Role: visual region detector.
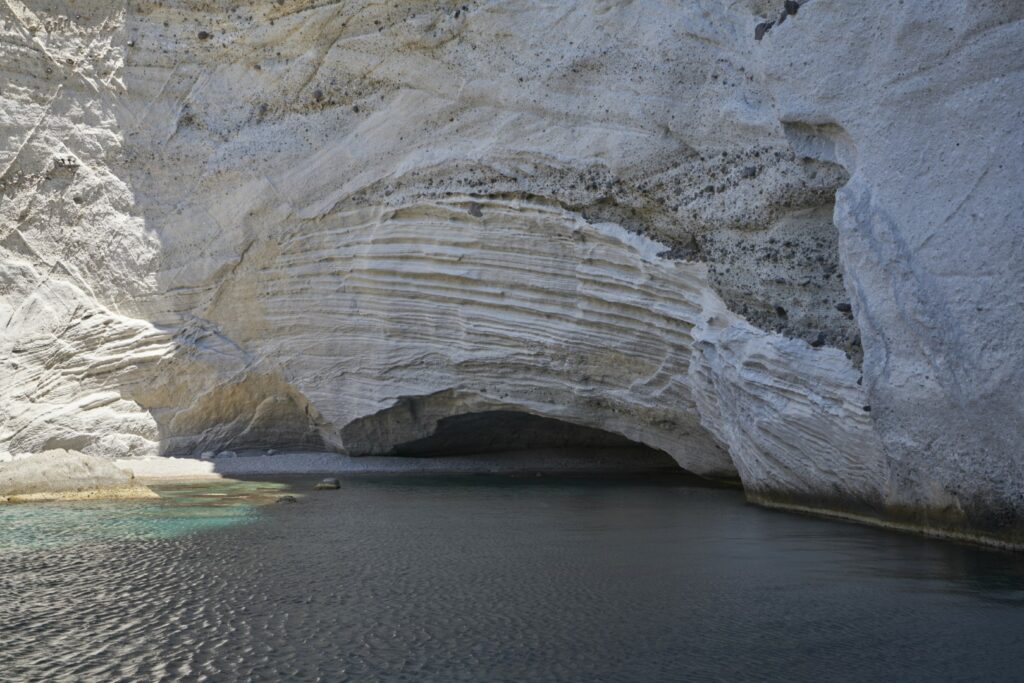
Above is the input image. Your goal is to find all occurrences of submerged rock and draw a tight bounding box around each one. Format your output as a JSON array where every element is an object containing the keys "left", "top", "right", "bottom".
[{"left": 0, "top": 450, "right": 157, "bottom": 503}]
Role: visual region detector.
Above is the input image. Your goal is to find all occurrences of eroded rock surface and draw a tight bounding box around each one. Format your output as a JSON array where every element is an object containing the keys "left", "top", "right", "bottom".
[
  {"left": 761, "top": 0, "right": 1024, "bottom": 543},
  {"left": 0, "top": 449, "right": 156, "bottom": 502},
  {"left": 1, "top": 1, "right": 1020, "bottom": 545}
]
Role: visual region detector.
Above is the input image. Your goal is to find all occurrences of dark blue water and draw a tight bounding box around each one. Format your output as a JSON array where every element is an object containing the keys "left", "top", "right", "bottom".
[{"left": 2, "top": 474, "right": 1022, "bottom": 682}]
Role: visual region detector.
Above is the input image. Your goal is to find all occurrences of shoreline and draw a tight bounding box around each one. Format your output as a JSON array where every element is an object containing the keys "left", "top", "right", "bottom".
[
  {"left": 114, "top": 453, "right": 1022, "bottom": 553},
  {"left": 749, "top": 496, "right": 1024, "bottom": 554},
  {"left": 4, "top": 451, "right": 1013, "bottom": 553},
  {"left": 1, "top": 485, "right": 159, "bottom": 503},
  {"left": 118, "top": 448, "right": 688, "bottom": 482}
]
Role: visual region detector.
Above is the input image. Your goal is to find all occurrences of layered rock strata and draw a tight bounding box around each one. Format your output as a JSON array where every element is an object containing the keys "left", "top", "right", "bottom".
[{"left": 0, "top": 1, "right": 1020, "bottom": 545}]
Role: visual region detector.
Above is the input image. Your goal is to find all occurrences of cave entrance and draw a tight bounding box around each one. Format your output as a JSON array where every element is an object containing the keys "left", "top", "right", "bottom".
[{"left": 385, "top": 411, "right": 685, "bottom": 474}]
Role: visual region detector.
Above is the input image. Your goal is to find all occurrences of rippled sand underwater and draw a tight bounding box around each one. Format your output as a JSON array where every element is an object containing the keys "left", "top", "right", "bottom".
[{"left": 0, "top": 479, "right": 287, "bottom": 553}]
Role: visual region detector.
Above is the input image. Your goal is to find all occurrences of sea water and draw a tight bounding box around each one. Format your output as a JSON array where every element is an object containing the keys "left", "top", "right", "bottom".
[{"left": 2, "top": 474, "right": 1022, "bottom": 681}]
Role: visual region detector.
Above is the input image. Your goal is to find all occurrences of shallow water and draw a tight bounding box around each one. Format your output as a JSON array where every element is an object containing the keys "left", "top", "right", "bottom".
[
  {"left": 0, "top": 480, "right": 286, "bottom": 553},
  {"left": 2, "top": 474, "right": 1023, "bottom": 682}
]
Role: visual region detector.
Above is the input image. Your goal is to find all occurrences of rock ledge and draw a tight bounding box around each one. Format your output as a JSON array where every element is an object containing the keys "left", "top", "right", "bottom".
[{"left": 0, "top": 450, "right": 157, "bottom": 503}]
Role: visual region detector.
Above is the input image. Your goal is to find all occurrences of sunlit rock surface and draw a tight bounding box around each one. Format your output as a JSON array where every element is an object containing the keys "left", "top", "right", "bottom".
[
  {"left": 0, "top": 1, "right": 1020, "bottom": 545},
  {"left": 0, "top": 449, "right": 156, "bottom": 502}
]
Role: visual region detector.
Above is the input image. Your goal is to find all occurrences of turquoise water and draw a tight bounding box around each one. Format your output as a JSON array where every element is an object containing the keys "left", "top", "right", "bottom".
[{"left": 0, "top": 480, "right": 284, "bottom": 554}]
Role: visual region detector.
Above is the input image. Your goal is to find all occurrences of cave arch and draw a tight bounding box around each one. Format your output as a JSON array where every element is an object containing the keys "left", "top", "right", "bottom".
[{"left": 340, "top": 396, "right": 687, "bottom": 474}]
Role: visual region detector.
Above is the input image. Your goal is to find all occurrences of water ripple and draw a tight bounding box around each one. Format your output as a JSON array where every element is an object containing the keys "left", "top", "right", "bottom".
[{"left": 2, "top": 476, "right": 1023, "bottom": 682}]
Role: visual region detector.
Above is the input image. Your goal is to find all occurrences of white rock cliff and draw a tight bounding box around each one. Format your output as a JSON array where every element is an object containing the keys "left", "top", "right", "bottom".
[{"left": 1, "top": 0, "right": 1021, "bottom": 546}]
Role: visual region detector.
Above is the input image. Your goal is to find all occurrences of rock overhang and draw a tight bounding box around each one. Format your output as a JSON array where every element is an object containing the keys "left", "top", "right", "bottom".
[{"left": 1, "top": 0, "right": 1021, "bottom": 547}]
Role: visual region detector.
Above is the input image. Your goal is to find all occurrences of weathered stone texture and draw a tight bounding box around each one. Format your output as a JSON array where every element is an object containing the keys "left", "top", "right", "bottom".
[{"left": 1, "top": 0, "right": 1020, "bottom": 545}]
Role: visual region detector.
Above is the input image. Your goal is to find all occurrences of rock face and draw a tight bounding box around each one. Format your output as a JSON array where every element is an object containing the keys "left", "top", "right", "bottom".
[
  {"left": 0, "top": 1, "right": 1020, "bottom": 545},
  {"left": 0, "top": 449, "right": 156, "bottom": 502},
  {"left": 760, "top": 0, "right": 1024, "bottom": 543}
]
